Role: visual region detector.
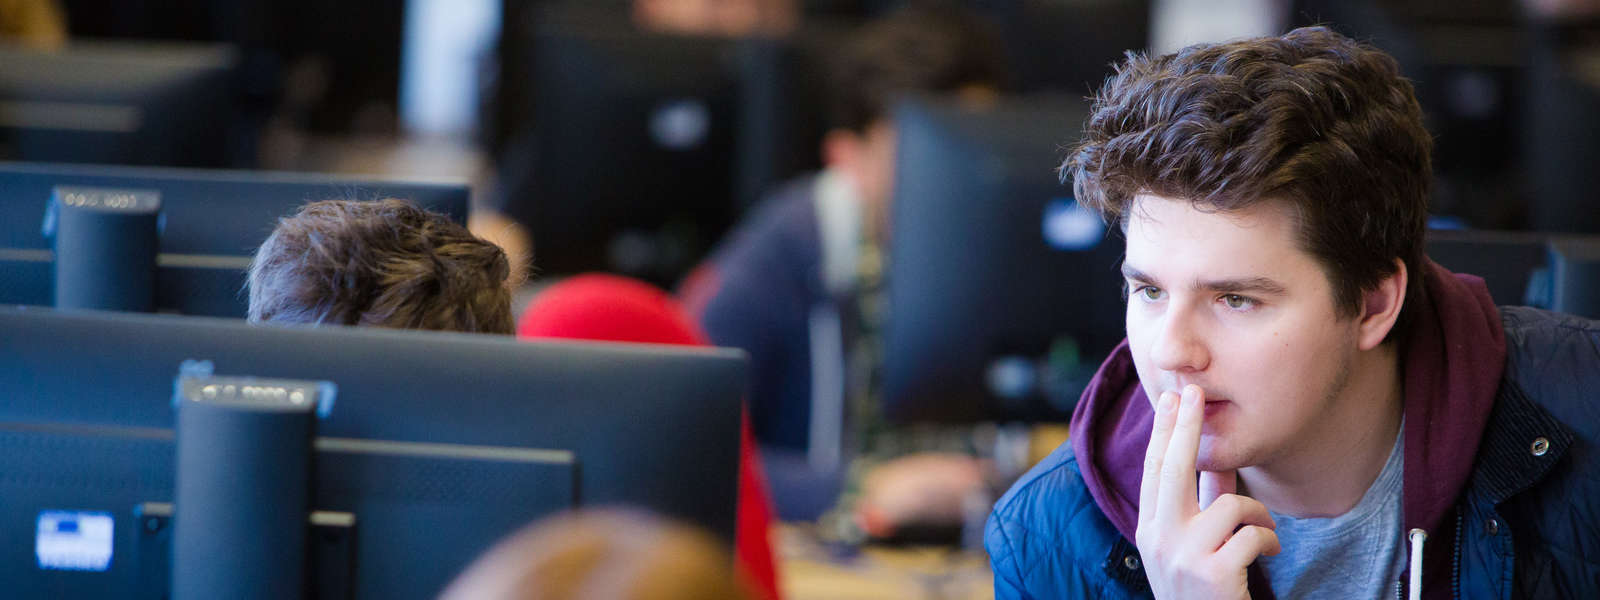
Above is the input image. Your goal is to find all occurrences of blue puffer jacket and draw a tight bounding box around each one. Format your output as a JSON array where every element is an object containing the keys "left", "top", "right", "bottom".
[{"left": 988, "top": 270, "right": 1600, "bottom": 598}]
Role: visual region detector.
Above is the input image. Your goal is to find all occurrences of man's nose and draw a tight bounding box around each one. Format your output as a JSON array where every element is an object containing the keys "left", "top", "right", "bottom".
[{"left": 1149, "top": 303, "right": 1210, "bottom": 373}]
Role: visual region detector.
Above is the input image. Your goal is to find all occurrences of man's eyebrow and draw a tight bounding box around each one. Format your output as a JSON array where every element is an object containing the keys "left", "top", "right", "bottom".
[
  {"left": 1119, "top": 264, "right": 1288, "bottom": 296},
  {"left": 1121, "top": 264, "right": 1156, "bottom": 284},
  {"left": 1200, "top": 277, "right": 1289, "bottom": 296}
]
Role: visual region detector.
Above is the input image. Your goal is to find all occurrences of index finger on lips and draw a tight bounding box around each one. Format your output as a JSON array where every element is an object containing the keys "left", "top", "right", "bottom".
[
  {"left": 1157, "top": 385, "right": 1205, "bottom": 525},
  {"left": 1139, "top": 390, "right": 1180, "bottom": 530}
]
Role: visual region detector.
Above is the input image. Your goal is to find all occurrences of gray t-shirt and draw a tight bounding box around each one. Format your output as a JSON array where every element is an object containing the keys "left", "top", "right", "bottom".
[{"left": 1256, "top": 428, "right": 1407, "bottom": 600}]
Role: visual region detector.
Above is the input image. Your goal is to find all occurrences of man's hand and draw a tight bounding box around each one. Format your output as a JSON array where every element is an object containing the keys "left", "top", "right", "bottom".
[{"left": 1136, "top": 385, "right": 1281, "bottom": 599}]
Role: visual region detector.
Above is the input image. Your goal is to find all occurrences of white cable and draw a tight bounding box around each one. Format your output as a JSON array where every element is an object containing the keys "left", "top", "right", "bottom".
[{"left": 1408, "top": 528, "right": 1428, "bottom": 600}]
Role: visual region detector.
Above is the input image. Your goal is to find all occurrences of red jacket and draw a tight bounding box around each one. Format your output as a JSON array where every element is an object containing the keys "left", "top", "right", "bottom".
[{"left": 517, "top": 273, "right": 782, "bottom": 600}]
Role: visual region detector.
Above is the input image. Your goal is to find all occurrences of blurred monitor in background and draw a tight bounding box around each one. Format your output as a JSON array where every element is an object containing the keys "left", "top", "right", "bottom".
[
  {"left": 976, "top": 0, "right": 1151, "bottom": 94},
  {"left": 1424, "top": 228, "right": 1553, "bottom": 306},
  {"left": 1550, "top": 236, "right": 1600, "bottom": 318},
  {"left": 1421, "top": 227, "right": 1600, "bottom": 319},
  {"left": 497, "top": 19, "right": 738, "bottom": 285},
  {"left": 0, "top": 41, "right": 238, "bottom": 167},
  {"left": 1521, "top": 0, "right": 1600, "bottom": 234},
  {"left": 882, "top": 94, "right": 1126, "bottom": 425},
  {"left": 0, "top": 161, "right": 470, "bottom": 317},
  {"left": 58, "top": 0, "right": 406, "bottom": 139},
  {"left": 492, "top": 6, "right": 837, "bottom": 285}
]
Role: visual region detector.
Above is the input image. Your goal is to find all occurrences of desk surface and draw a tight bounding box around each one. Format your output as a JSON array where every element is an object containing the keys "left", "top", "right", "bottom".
[{"left": 776, "top": 524, "right": 994, "bottom": 600}]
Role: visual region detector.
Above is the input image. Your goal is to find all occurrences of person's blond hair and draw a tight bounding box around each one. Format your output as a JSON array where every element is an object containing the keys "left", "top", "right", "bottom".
[{"left": 439, "top": 508, "right": 756, "bottom": 600}]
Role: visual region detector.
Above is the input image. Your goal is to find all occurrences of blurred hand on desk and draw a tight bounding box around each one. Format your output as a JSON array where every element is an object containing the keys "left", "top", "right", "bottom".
[{"left": 855, "top": 453, "right": 987, "bottom": 541}]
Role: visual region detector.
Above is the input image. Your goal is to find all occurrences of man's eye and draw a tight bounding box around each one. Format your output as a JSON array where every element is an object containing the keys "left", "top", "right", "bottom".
[
  {"left": 1135, "top": 286, "right": 1164, "bottom": 301},
  {"left": 1221, "top": 294, "right": 1254, "bottom": 310}
]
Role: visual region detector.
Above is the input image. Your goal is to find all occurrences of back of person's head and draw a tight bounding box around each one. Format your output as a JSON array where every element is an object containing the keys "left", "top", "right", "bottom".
[
  {"left": 632, "top": 0, "right": 798, "bottom": 38},
  {"left": 828, "top": 3, "right": 1009, "bottom": 133},
  {"left": 248, "top": 198, "right": 514, "bottom": 334},
  {"left": 438, "top": 508, "right": 754, "bottom": 600},
  {"left": 1064, "top": 26, "right": 1432, "bottom": 340},
  {"left": 516, "top": 273, "right": 707, "bottom": 345}
]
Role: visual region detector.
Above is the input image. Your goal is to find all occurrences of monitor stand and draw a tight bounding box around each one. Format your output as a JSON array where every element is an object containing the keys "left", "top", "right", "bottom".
[
  {"left": 46, "top": 186, "right": 161, "bottom": 312},
  {"left": 170, "top": 370, "right": 334, "bottom": 600}
]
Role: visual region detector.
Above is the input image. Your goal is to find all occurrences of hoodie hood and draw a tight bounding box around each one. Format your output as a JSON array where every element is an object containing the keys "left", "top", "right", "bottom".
[{"left": 1070, "top": 259, "right": 1506, "bottom": 594}]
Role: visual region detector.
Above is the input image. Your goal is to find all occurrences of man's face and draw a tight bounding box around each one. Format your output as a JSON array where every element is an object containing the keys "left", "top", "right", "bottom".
[
  {"left": 1122, "top": 194, "right": 1361, "bottom": 472},
  {"left": 858, "top": 120, "right": 898, "bottom": 240},
  {"left": 633, "top": 0, "right": 797, "bottom": 37}
]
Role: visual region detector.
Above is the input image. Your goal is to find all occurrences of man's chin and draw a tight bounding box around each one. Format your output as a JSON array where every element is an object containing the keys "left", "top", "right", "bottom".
[{"left": 1195, "top": 443, "right": 1251, "bottom": 473}]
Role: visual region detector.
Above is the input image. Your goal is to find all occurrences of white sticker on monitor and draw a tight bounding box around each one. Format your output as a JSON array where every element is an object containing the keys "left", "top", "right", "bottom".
[{"left": 36, "top": 511, "right": 114, "bottom": 572}]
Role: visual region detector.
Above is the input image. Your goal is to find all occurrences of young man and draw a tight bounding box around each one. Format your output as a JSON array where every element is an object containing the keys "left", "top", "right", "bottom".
[
  {"left": 247, "top": 198, "right": 515, "bottom": 334},
  {"left": 679, "top": 3, "right": 1006, "bottom": 455},
  {"left": 677, "top": 5, "right": 1007, "bottom": 530},
  {"left": 986, "top": 27, "right": 1600, "bottom": 599}
]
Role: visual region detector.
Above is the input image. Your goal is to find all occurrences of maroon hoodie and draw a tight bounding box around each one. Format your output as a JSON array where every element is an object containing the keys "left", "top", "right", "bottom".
[{"left": 1068, "top": 260, "right": 1507, "bottom": 599}]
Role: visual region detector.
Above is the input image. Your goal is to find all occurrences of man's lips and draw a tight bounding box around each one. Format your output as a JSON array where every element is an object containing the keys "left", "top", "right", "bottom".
[{"left": 1202, "top": 398, "right": 1231, "bottom": 418}]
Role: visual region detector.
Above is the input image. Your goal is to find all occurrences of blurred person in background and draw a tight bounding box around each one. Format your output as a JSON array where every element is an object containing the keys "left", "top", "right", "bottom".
[
  {"left": 633, "top": 0, "right": 798, "bottom": 37},
  {"left": 0, "top": 0, "right": 65, "bottom": 48},
  {"left": 677, "top": 3, "right": 1006, "bottom": 539},
  {"left": 516, "top": 273, "right": 782, "bottom": 600},
  {"left": 438, "top": 508, "right": 755, "bottom": 600}
]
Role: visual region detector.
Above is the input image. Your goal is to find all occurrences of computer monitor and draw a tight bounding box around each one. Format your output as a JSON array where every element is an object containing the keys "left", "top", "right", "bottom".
[
  {"left": 494, "top": 13, "right": 832, "bottom": 284},
  {"left": 1423, "top": 228, "right": 1600, "bottom": 318},
  {"left": 1424, "top": 228, "right": 1551, "bottom": 307},
  {"left": 497, "top": 20, "right": 736, "bottom": 284},
  {"left": 8, "top": 409, "right": 576, "bottom": 598},
  {"left": 882, "top": 95, "right": 1127, "bottom": 423},
  {"left": 0, "top": 40, "right": 241, "bottom": 168},
  {"left": 0, "top": 306, "right": 746, "bottom": 598},
  {"left": 1549, "top": 237, "right": 1600, "bottom": 319},
  {"left": 0, "top": 161, "right": 470, "bottom": 316},
  {"left": 977, "top": 0, "right": 1150, "bottom": 94}
]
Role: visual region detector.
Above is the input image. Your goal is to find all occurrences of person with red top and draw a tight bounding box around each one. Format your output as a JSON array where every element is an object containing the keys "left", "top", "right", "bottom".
[{"left": 517, "top": 273, "right": 782, "bottom": 600}]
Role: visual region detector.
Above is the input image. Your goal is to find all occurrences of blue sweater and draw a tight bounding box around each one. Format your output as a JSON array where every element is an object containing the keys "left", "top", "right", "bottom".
[{"left": 682, "top": 176, "right": 833, "bottom": 451}]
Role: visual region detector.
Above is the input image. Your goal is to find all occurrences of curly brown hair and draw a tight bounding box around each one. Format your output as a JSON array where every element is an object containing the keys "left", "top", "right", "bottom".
[
  {"left": 247, "top": 198, "right": 514, "bottom": 334},
  {"left": 1064, "top": 26, "right": 1433, "bottom": 339}
]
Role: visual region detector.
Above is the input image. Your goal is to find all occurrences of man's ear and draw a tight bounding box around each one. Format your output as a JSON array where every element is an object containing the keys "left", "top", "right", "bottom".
[
  {"left": 1357, "top": 258, "right": 1408, "bottom": 350},
  {"left": 821, "top": 128, "right": 863, "bottom": 172}
]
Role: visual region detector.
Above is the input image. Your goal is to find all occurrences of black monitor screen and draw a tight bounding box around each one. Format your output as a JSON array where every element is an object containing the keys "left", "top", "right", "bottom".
[
  {"left": 5, "top": 421, "right": 575, "bottom": 599},
  {"left": 502, "top": 21, "right": 739, "bottom": 282},
  {"left": 883, "top": 95, "right": 1127, "bottom": 423},
  {"left": 495, "top": 13, "right": 834, "bottom": 285},
  {"left": 0, "top": 161, "right": 469, "bottom": 317},
  {"left": 0, "top": 41, "right": 239, "bottom": 168},
  {"left": 1550, "top": 237, "right": 1600, "bottom": 319},
  {"left": 1424, "top": 228, "right": 1551, "bottom": 307},
  {"left": 0, "top": 306, "right": 746, "bottom": 598}
]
